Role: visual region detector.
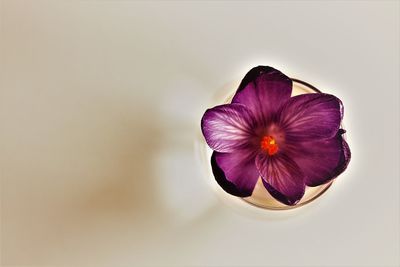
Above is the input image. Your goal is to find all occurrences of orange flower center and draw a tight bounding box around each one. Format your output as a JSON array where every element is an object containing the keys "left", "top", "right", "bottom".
[{"left": 260, "top": 135, "right": 279, "bottom": 155}]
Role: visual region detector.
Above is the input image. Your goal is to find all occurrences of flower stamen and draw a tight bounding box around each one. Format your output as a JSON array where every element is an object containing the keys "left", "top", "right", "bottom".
[{"left": 261, "top": 135, "right": 279, "bottom": 155}]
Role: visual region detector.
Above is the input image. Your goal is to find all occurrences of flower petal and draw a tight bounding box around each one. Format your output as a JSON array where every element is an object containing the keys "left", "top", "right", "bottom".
[
  {"left": 287, "top": 131, "right": 351, "bottom": 186},
  {"left": 201, "top": 103, "right": 257, "bottom": 153},
  {"left": 232, "top": 66, "right": 292, "bottom": 123},
  {"left": 256, "top": 153, "right": 305, "bottom": 205},
  {"left": 211, "top": 150, "right": 259, "bottom": 197},
  {"left": 278, "top": 93, "right": 343, "bottom": 142}
]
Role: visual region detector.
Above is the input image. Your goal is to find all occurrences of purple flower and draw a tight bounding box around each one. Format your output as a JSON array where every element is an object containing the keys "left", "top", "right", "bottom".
[{"left": 201, "top": 66, "right": 351, "bottom": 206}]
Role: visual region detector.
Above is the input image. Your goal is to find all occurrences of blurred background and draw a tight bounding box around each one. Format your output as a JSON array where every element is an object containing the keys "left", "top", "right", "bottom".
[{"left": 1, "top": 1, "right": 399, "bottom": 266}]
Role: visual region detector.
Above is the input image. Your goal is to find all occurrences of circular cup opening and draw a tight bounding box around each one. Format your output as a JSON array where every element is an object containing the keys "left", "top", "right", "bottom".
[{"left": 202, "top": 78, "right": 341, "bottom": 210}]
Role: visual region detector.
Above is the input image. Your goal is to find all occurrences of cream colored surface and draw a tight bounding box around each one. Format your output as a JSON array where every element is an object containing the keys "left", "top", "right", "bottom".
[{"left": 1, "top": 1, "right": 399, "bottom": 266}]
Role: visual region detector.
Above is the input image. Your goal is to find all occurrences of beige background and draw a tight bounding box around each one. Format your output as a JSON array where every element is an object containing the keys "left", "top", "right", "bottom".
[{"left": 1, "top": 1, "right": 399, "bottom": 266}]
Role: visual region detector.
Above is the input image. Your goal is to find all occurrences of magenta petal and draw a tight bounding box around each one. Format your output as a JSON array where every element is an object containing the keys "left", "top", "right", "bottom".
[
  {"left": 340, "top": 135, "right": 351, "bottom": 172},
  {"left": 211, "top": 150, "right": 259, "bottom": 197},
  {"left": 232, "top": 66, "right": 292, "bottom": 123},
  {"left": 201, "top": 104, "right": 257, "bottom": 153},
  {"left": 256, "top": 153, "right": 305, "bottom": 205},
  {"left": 288, "top": 131, "right": 351, "bottom": 186},
  {"left": 278, "top": 93, "right": 343, "bottom": 142}
]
